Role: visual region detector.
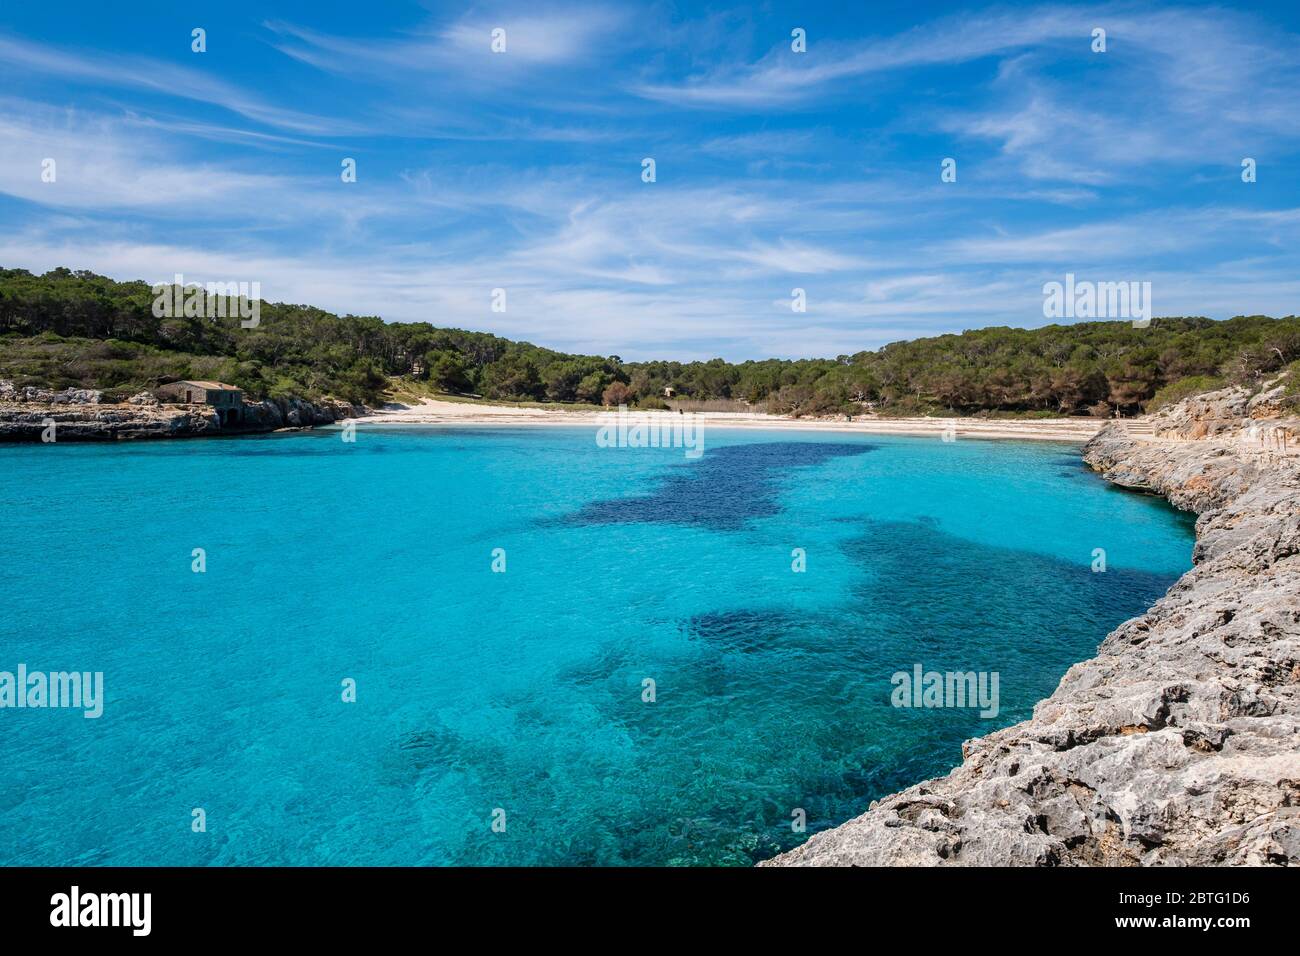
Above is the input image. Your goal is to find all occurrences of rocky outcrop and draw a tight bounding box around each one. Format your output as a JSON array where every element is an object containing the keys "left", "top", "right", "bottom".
[
  {"left": 0, "top": 401, "right": 221, "bottom": 440},
  {"left": 240, "top": 396, "right": 364, "bottom": 430},
  {"left": 764, "top": 390, "right": 1300, "bottom": 867},
  {"left": 1152, "top": 383, "right": 1299, "bottom": 446},
  {"left": 0, "top": 381, "right": 364, "bottom": 441},
  {"left": 0, "top": 381, "right": 103, "bottom": 405}
]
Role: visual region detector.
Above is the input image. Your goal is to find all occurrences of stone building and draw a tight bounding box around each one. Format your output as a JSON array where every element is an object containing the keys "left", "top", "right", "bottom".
[{"left": 154, "top": 381, "right": 244, "bottom": 425}]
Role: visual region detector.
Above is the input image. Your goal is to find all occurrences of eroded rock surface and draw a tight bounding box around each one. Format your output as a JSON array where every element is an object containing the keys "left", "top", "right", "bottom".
[
  {"left": 0, "top": 380, "right": 363, "bottom": 441},
  {"left": 764, "top": 393, "right": 1300, "bottom": 867}
]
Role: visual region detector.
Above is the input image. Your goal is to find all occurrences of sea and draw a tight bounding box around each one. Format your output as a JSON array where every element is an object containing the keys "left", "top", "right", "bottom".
[{"left": 0, "top": 425, "right": 1195, "bottom": 865}]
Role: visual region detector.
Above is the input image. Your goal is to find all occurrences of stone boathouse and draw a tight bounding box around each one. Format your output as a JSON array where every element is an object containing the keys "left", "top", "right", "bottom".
[{"left": 154, "top": 380, "right": 244, "bottom": 426}]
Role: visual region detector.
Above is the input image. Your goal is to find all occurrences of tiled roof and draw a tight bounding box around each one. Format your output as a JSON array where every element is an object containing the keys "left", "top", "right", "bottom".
[{"left": 175, "top": 380, "right": 241, "bottom": 390}]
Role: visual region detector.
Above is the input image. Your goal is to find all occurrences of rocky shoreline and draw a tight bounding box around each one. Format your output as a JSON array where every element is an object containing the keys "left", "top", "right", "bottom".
[
  {"left": 764, "top": 387, "right": 1299, "bottom": 866},
  {"left": 0, "top": 381, "right": 363, "bottom": 441}
]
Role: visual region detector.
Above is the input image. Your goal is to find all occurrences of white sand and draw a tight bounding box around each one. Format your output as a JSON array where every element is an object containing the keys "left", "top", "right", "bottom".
[{"left": 347, "top": 399, "right": 1125, "bottom": 443}]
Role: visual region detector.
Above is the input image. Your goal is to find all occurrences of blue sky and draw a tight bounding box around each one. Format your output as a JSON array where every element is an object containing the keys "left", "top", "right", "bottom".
[{"left": 0, "top": 1, "right": 1297, "bottom": 360}]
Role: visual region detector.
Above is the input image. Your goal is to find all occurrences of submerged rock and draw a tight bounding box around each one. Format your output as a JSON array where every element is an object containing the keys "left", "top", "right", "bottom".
[{"left": 763, "top": 392, "right": 1300, "bottom": 867}]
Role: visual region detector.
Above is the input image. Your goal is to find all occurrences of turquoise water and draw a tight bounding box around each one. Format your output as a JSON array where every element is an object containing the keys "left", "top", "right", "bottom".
[{"left": 0, "top": 426, "right": 1194, "bottom": 865}]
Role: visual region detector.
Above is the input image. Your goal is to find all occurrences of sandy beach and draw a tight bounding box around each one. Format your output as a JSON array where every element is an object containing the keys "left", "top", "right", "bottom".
[{"left": 348, "top": 398, "right": 1123, "bottom": 443}]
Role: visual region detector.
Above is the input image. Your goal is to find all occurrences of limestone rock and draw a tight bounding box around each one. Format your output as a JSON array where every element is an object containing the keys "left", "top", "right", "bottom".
[
  {"left": 1151, "top": 385, "right": 1251, "bottom": 440},
  {"left": 0, "top": 390, "right": 365, "bottom": 441},
  {"left": 0, "top": 381, "right": 102, "bottom": 405},
  {"left": 1249, "top": 384, "right": 1287, "bottom": 419}
]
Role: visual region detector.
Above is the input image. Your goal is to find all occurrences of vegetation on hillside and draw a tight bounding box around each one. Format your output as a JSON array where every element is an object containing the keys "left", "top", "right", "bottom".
[{"left": 2, "top": 267, "right": 1298, "bottom": 415}]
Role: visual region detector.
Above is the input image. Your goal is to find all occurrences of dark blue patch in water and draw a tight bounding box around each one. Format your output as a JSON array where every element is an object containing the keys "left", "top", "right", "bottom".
[
  {"left": 537, "top": 516, "right": 1186, "bottom": 865},
  {"left": 390, "top": 725, "right": 476, "bottom": 775},
  {"left": 683, "top": 608, "right": 828, "bottom": 654},
  {"left": 566, "top": 441, "right": 876, "bottom": 530}
]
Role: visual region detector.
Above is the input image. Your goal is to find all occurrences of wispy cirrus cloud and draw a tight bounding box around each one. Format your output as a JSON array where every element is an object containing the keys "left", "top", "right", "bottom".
[
  {"left": 0, "top": 101, "right": 299, "bottom": 212},
  {"left": 941, "top": 207, "right": 1300, "bottom": 265},
  {"left": 267, "top": 6, "right": 632, "bottom": 79},
  {"left": 629, "top": 4, "right": 1300, "bottom": 182},
  {"left": 630, "top": 6, "right": 1092, "bottom": 107},
  {"left": 0, "top": 33, "right": 354, "bottom": 135}
]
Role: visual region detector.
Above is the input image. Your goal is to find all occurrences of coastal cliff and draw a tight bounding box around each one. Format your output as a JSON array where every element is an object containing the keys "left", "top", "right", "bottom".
[
  {"left": 764, "top": 387, "right": 1300, "bottom": 867},
  {"left": 0, "top": 381, "right": 363, "bottom": 441}
]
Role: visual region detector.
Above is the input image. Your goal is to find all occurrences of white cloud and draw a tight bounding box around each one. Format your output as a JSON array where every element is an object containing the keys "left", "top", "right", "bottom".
[
  {"left": 0, "top": 102, "right": 300, "bottom": 212},
  {"left": 268, "top": 6, "right": 631, "bottom": 77},
  {"left": 0, "top": 34, "right": 352, "bottom": 135},
  {"left": 630, "top": 7, "right": 1092, "bottom": 107}
]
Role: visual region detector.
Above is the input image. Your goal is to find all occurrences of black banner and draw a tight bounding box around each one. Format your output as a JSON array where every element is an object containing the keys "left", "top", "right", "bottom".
[{"left": 0, "top": 865, "right": 1284, "bottom": 941}]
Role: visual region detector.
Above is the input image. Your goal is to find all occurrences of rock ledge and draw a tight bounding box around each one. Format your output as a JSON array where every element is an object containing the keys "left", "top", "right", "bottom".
[{"left": 0, "top": 381, "right": 363, "bottom": 441}]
